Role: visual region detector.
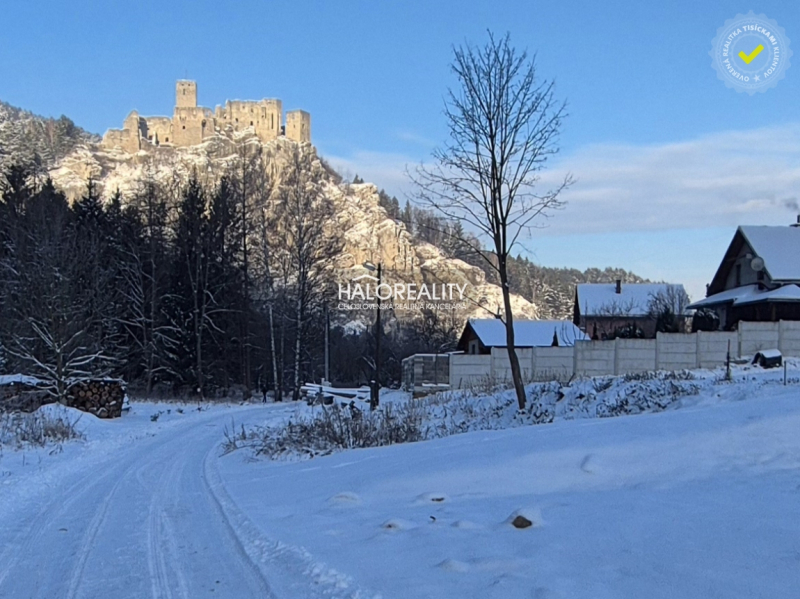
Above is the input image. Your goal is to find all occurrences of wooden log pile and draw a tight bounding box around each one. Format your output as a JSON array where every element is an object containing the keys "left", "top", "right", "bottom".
[
  {"left": 0, "top": 382, "right": 50, "bottom": 413},
  {"left": 0, "top": 383, "right": 37, "bottom": 403},
  {"left": 0, "top": 375, "right": 126, "bottom": 418},
  {"left": 66, "top": 380, "right": 126, "bottom": 419}
]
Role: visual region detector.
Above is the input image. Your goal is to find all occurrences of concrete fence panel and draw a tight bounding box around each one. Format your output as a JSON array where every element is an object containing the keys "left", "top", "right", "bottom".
[
  {"left": 697, "top": 331, "right": 738, "bottom": 368},
  {"left": 615, "top": 338, "right": 657, "bottom": 374},
  {"left": 739, "top": 321, "right": 780, "bottom": 357},
  {"left": 778, "top": 320, "right": 800, "bottom": 357},
  {"left": 449, "top": 354, "right": 492, "bottom": 389},
  {"left": 491, "top": 348, "right": 534, "bottom": 383},
  {"left": 656, "top": 333, "right": 698, "bottom": 370},
  {"left": 574, "top": 340, "right": 616, "bottom": 377},
  {"left": 532, "top": 347, "right": 574, "bottom": 381}
]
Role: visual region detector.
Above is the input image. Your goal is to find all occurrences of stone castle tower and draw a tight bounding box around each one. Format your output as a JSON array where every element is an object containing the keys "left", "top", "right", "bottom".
[
  {"left": 102, "top": 80, "right": 311, "bottom": 153},
  {"left": 176, "top": 80, "right": 197, "bottom": 108}
]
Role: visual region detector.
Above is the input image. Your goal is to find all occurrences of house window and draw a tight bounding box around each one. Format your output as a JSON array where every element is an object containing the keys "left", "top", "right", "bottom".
[
  {"left": 250, "top": 121, "right": 254, "bottom": 126},
  {"left": 165, "top": 137, "right": 169, "bottom": 142},
  {"left": 182, "top": 126, "right": 186, "bottom": 130},
  {"left": 735, "top": 264, "right": 741, "bottom": 286}
]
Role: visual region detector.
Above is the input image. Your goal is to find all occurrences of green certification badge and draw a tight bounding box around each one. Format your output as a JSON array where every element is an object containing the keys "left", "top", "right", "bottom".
[{"left": 710, "top": 12, "right": 791, "bottom": 94}]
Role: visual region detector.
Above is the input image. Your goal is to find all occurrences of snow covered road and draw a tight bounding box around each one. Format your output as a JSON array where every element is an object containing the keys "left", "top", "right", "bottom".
[{"left": 0, "top": 406, "right": 277, "bottom": 599}]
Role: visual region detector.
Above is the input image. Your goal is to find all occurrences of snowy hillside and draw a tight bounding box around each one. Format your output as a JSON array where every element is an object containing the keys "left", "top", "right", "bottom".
[{"left": 0, "top": 100, "right": 97, "bottom": 171}]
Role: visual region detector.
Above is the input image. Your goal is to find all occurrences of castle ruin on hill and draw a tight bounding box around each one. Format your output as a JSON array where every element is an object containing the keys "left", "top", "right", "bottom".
[{"left": 102, "top": 80, "right": 311, "bottom": 153}]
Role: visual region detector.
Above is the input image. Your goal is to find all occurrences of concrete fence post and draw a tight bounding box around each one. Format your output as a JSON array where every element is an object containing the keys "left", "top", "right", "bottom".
[
  {"left": 779, "top": 320, "right": 787, "bottom": 355},
  {"left": 695, "top": 331, "right": 701, "bottom": 369},
  {"left": 655, "top": 332, "right": 661, "bottom": 370},
  {"left": 573, "top": 342, "right": 579, "bottom": 376},
  {"left": 737, "top": 326, "right": 742, "bottom": 359}
]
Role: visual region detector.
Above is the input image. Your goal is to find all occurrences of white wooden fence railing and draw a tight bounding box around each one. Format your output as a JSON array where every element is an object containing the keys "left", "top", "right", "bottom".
[{"left": 300, "top": 383, "right": 371, "bottom": 404}]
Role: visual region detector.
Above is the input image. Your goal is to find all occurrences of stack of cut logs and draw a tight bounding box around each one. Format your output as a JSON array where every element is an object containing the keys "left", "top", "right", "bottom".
[
  {"left": 66, "top": 380, "right": 125, "bottom": 419},
  {"left": 0, "top": 384, "right": 49, "bottom": 413}
]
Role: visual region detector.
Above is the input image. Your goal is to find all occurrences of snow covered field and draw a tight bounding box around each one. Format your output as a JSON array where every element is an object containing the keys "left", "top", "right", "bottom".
[
  {"left": 219, "top": 370, "right": 800, "bottom": 598},
  {"left": 1, "top": 368, "right": 799, "bottom": 598}
]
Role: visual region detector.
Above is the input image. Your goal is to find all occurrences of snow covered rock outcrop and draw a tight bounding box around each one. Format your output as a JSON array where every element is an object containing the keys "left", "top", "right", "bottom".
[{"left": 48, "top": 133, "right": 538, "bottom": 323}]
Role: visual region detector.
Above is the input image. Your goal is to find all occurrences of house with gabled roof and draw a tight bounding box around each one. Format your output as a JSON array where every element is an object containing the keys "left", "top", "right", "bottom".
[
  {"left": 456, "top": 318, "right": 588, "bottom": 354},
  {"left": 573, "top": 281, "right": 689, "bottom": 339},
  {"left": 688, "top": 221, "right": 800, "bottom": 329}
]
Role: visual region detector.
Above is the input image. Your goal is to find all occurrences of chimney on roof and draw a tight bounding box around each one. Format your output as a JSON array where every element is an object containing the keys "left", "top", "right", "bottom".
[
  {"left": 792, "top": 215, "right": 800, "bottom": 227},
  {"left": 615, "top": 279, "right": 622, "bottom": 294}
]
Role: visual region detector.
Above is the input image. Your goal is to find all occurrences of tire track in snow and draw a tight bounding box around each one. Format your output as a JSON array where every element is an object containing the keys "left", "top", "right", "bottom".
[
  {"left": 65, "top": 425, "right": 200, "bottom": 599},
  {"left": 64, "top": 465, "right": 134, "bottom": 599},
  {"left": 0, "top": 416, "right": 216, "bottom": 598},
  {"left": 198, "top": 438, "right": 276, "bottom": 598},
  {"left": 146, "top": 448, "right": 190, "bottom": 599},
  {"left": 0, "top": 450, "right": 141, "bottom": 593},
  {"left": 0, "top": 414, "right": 204, "bottom": 592},
  {"left": 0, "top": 406, "right": 314, "bottom": 598},
  {"left": 202, "top": 446, "right": 380, "bottom": 599},
  {"left": 147, "top": 461, "right": 176, "bottom": 599}
]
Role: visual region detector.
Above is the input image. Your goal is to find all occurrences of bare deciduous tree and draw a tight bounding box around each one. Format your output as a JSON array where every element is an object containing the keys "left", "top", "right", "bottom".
[
  {"left": 413, "top": 32, "right": 572, "bottom": 410},
  {"left": 648, "top": 285, "right": 691, "bottom": 333},
  {"left": 271, "top": 147, "right": 344, "bottom": 401},
  {"left": 231, "top": 141, "right": 270, "bottom": 395}
]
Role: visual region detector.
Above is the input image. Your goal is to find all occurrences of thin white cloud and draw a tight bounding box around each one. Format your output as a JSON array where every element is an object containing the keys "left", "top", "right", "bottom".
[
  {"left": 538, "top": 124, "right": 800, "bottom": 235},
  {"left": 394, "top": 129, "right": 436, "bottom": 147},
  {"left": 324, "top": 123, "right": 800, "bottom": 233}
]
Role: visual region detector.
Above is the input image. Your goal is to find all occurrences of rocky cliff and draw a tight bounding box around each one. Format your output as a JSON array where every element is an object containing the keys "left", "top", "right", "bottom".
[{"left": 46, "top": 131, "right": 539, "bottom": 324}]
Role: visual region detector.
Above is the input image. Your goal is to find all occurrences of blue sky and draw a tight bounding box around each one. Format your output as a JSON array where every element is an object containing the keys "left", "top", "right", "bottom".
[{"left": 2, "top": 0, "right": 800, "bottom": 298}]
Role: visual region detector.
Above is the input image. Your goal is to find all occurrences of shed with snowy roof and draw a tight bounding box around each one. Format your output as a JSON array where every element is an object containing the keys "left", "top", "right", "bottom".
[
  {"left": 688, "top": 221, "right": 800, "bottom": 329},
  {"left": 456, "top": 318, "right": 588, "bottom": 355}
]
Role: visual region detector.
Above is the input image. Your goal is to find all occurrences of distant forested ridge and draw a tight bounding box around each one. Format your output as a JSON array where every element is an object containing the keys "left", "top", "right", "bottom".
[
  {"left": 0, "top": 100, "right": 98, "bottom": 172},
  {"left": 373, "top": 187, "right": 650, "bottom": 319}
]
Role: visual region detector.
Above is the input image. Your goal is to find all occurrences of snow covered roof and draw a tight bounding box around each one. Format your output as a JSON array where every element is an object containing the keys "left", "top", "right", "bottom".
[
  {"left": 688, "top": 285, "right": 754, "bottom": 308},
  {"left": 464, "top": 319, "right": 588, "bottom": 348},
  {"left": 735, "top": 285, "right": 800, "bottom": 305},
  {"left": 688, "top": 284, "right": 800, "bottom": 309},
  {"left": 740, "top": 226, "right": 800, "bottom": 281},
  {"left": 576, "top": 283, "right": 688, "bottom": 317}
]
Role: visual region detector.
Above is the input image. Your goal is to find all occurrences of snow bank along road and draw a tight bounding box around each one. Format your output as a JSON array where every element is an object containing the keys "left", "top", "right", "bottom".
[{"left": 0, "top": 404, "right": 282, "bottom": 599}]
